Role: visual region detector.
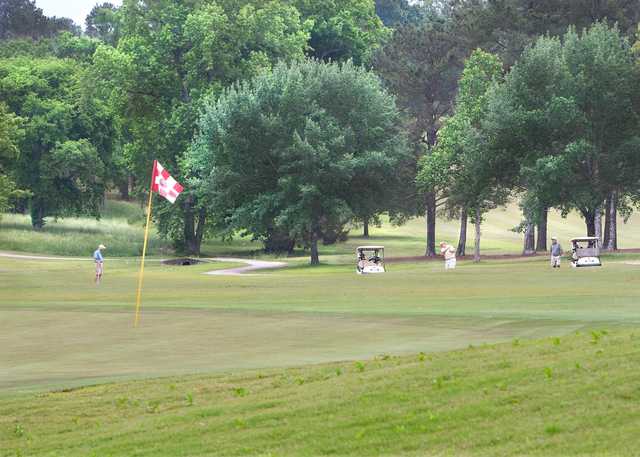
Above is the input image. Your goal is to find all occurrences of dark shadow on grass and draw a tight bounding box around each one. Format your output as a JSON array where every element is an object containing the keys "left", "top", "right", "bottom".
[{"left": 199, "top": 244, "right": 310, "bottom": 259}]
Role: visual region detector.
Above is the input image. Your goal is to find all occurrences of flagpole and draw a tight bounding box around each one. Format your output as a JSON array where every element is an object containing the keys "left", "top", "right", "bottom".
[{"left": 134, "top": 161, "right": 156, "bottom": 327}]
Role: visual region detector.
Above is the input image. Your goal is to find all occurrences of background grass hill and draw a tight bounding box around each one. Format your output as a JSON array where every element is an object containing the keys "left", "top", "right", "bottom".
[{"left": 2, "top": 199, "right": 639, "bottom": 259}]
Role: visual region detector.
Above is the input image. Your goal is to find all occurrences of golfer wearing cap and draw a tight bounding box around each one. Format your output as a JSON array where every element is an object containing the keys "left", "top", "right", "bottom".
[
  {"left": 93, "top": 244, "right": 106, "bottom": 283},
  {"left": 550, "top": 237, "right": 563, "bottom": 268}
]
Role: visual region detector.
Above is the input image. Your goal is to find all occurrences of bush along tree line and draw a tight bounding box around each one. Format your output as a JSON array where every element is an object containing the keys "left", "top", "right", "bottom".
[{"left": 1, "top": 0, "right": 640, "bottom": 264}]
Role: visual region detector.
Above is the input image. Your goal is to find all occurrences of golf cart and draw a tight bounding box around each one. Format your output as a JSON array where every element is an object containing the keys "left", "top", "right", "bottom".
[
  {"left": 570, "top": 237, "right": 602, "bottom": 268},
  {"left": 356, "top": 246, "right": 385, "bottom": 274}
]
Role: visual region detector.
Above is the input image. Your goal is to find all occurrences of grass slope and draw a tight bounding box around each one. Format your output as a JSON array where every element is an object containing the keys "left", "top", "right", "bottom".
[
  {"left": 2, "top": 329, "right": 639, "bottom": 456},
  {"left": 0, "top": 200, "right": 259, "bottom": 257},
  {"left": 336, "top": 204, "right": 640, "bottom": 260},
  {"left": 3, "top": 200, "right": 640, "bottom": 258},
  {"left": 0, "top": 201, "right": 165, "bottom": 257}
]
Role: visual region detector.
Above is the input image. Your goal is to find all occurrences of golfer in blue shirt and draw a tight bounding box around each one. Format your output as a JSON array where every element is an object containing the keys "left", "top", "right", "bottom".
[
  {"left": 550, "top": 237, "right": 563, "bottom": 268},
  {"left": 93, "top": 244, "right": 106, "bottom": 283}
]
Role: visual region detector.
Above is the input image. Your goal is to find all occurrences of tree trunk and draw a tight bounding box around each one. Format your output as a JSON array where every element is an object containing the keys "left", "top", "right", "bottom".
[
  {"left": 13, "top": 196, "right": 27, "bottom": 214},
  {"left": 424, "top": 192, "right": 436, "bottom": 257},
  {"left": 594, "top": 204, "right": 603, "bottom": 244},
  {"left": 523, "top": 218, "right": 535, "bottom": 255},
  {"left": 363, "top": 217, "right": 370, "bottom": 238},
  {"left": 183, "top": 202, "right": 195, "bottom": 253},
  {"left": 30, "top": 198, "right": 45, "bottom": 229},
  {"left": 183, "top": 196, "right": 204, "bottom": 256},
  {"left": 603, "top": 202, "right": 610, "bottom": 248},
  {"left": 582, "top": 209, "right": 596, "bottom": 237},
  {"left": 536, "top": 207, "right": 548, "bottom": 252},
  {"left": 604, "top": 191, "right": 618, "bottom": 251},
  {"left": 188, "top": 207, "right": 206, "bottom": 256},
  {"left": 474, "top": 206, "right": 481, "bottom": 263},
  {"left": 118, "top": 179, "right": 129, "bottom": 201},
  {"left": 457, "top": 208, "right": 467, "bottom": 257},
  {"left": 602, "top": 200, "right": 611, "bottom": 247},
  {"left": 310, "top": 229, "right": 320, "bottom": 265}
]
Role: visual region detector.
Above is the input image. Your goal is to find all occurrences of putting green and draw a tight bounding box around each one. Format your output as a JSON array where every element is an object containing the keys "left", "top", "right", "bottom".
[{"left": 2, "top": 255, "right": 639, "bottom": 392}]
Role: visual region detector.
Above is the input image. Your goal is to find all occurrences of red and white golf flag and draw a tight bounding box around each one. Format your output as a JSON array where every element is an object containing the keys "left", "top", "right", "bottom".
[
  {"left": 135, "top": 160, "right": 185, "bottom": 327},
  {"left": 151, "top": 160, "right": 184, "bottom": 204}
]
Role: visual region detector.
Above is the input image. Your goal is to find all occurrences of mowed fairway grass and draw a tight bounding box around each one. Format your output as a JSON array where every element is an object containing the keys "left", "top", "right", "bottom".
[
  {"left": 2, "top": 202, "right": 640, "bottom": 456},
  {"left": 2, "top": 254, "right": 640, "bottom": 393}
]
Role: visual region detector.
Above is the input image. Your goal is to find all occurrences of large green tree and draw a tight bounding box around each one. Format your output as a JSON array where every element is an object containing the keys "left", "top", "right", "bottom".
[
  {"left": 483, "top": 34, "right": 576, "bottom": 252},
  {"left": 0, "top": 102, "right": 24, "bottom": 214},
  {"left": 375, "top": 0, "right": 640, "bottom": 255},
  {"left": 85, "top": 2, "right": 120, "bottom": 46},
  {"left": 0, "top": 57, "right": 114, "bottom": 227},
  {"left": 0, "top": 0, "right": 79, "bottom": 39},
  {"left": 0, "top": 30, "right": 99, "bottom": 61},
  {"left": 294, "top": 0, "right": 390, "bottom": 65},
  {"left": 418, "top": 49, "right": 506, "bottom": 261},
  {"left": 375, "top": 9, "right": 466, "bottom": 256},
  {"left": 448, "top": 0, "right": 640, "bottom": 65},
  {"left": 484, "top": 23, "right": 640, "bottom": 242},
  {"left": 187, "top": 59, "right": 409, "bottom": 265},
  {"left": 375, "top": 0, "right": 424, "bottom": 27},
  {"left": 289, "top": 0, "right": 394, "bottom": 238},
  {"left": 93, "top": 0, "right": 312, "bottom": 254},
  {"left": 0, "top": 102, "right": 21, "bottom": 165}
]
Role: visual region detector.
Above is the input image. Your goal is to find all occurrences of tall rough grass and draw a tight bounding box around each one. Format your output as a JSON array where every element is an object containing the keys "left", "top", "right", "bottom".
[
  {"left": 4, "top": 199, "right": 639, "bottom": 258},
  {"left": 0, "top": 201, "right": 170, "bottom": 257}
]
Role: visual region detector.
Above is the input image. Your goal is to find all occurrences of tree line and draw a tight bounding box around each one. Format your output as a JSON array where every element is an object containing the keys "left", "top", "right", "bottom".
[{"left": 1, "top": 0, "right": 640, "bottom": 264}]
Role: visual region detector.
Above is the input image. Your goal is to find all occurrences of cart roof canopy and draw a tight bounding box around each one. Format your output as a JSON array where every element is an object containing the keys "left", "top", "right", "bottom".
[
  {"left": 357, "top": 246, "right": 384, "bottom": 250},
  {"left": 570, "top": 237, "right": 600, "bottom": 242}
]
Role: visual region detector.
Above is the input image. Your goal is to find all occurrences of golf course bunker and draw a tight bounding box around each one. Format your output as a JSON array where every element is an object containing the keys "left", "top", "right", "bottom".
[{"left": 161, "top": 258, "right": 207, "bottom": 266}]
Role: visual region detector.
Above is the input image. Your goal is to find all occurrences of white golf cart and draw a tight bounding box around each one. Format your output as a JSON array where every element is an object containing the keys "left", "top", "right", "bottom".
[
  {"left": 570, "top": 237, "right": 602, "bottom": 267},
  {"left": 356, "top": 246, "right": 386, "bottom": 274}
]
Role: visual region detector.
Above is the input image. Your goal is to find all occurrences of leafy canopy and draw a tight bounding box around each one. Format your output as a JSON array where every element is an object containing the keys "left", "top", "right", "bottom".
[
  {"left": 187, "top": 59, "right": 408, "bottom": 264},
  {"left": 294, "top": 0, "right": 390, "bottom": 65},
  {"left": 0, "top": 57, "right": 114, "bottom": 226},
  {"left": 0, "top": 102, "right": 24, "bottom": 214},
  {"left": 485, "top": 23, "right": 640, "bottom": 232},
  {"left": 92, "top": 0, "right": 313, "bottom": 253},
  {"left": 418, "top": 49, "right": 506, "bottom": 213}
]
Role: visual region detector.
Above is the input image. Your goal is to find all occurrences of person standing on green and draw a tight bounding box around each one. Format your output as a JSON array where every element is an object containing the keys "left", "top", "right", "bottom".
[
  {"left": 550, "top": 237, "right": 563, "bottom": 268},
  {"left": 93, "top": 244, "right": 106, "bottom": 283}
]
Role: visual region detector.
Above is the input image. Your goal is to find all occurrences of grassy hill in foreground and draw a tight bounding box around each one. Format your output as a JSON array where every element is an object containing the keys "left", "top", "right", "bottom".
[{"left": 2, "top": 328, "right": 639, "bottom": 456}]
